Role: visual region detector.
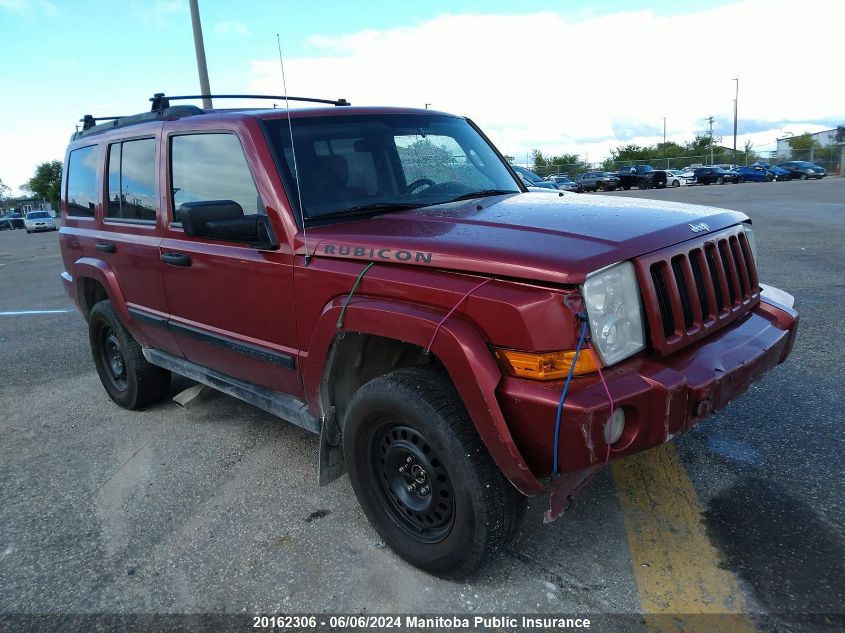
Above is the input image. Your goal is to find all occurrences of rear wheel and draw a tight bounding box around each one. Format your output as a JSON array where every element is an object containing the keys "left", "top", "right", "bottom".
[
  {"left": 596, "top": 181, "right": 605, "bottom": 192},
  {"left": 343, "top": 367, "right": 526, "bottom": 578},
  {"left": 800, "top": 173, "right": 808, "bottom": 180},
  {"left": 671, "top": 179, "right": 680, "bottom": 187},
  {"left": 89, "top": 300, "right": 171, "bottom": 409},
  {"left": 638, "top": 179, "right": 649, "bottom": 190},
  {"left": 716, "top": 176, "right": 725, "bottom": 185}
]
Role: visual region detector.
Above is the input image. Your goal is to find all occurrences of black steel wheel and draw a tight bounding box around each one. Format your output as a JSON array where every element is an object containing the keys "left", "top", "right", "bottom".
[
  {"left": 343, "top": 367, "right": 526, "bottom": 578},
  {"left": 99, "top": 325, "right": 128, "bottom": 391},
  {"left": 369, "top": 421, "right": 455, "bottom": 543},
  {"left": 89, "top": 300, "right": 171, "bottom": 409}
]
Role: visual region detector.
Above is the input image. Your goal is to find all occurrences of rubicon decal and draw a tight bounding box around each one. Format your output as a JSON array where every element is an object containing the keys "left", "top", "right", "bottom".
[{"left": 322, "top": 244, "right": 433, "bottom": 264}]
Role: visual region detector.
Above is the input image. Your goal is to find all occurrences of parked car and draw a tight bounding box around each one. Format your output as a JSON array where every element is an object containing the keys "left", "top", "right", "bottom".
[
  {"left": 548, "top": 175, "right": 583, "bottom": 192},
  {"left": 734, "top": 166, "right": 774, "bottom": 182},
  {"left": 3, "top": 211, "right": 25, "bottom": 229},
  {"left": 616, "top": 165, "right": 657, "bottom": 189},
  {"left": 575, "top": 171, "right": 620, "bottom": 192},
  {"left": 777, "top": 161, "right": 826, "bottom": 180},
  {"left": 664, "top": 169, "right": 691, "bottom": 186},
  {"left": 511, "top": 165, "right": 559, "bottom": 190},
  {"left": 60, "top": 92, "right": 798, "bottom": 578},
  {"left": 692, "top": 167, "right": 741, "bottom": 185},
  {"left": 24, "top": 210, "right": 57, "bottom": 233},
  {"left": 752, "top": 163, "right": 792, "bottom": 181},
  {"left": 0, "top": 214, "right": 12, "bottom": 230}
]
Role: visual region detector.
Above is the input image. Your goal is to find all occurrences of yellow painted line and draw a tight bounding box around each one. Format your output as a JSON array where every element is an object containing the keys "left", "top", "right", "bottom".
[{"left": 612, "top": 444, "right": 756, "bottom": 633}]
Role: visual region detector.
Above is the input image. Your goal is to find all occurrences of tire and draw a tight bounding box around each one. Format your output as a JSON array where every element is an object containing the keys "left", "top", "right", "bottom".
[
  {"left": 596, "top": 181, "right": 605, "bottom": 192},
  {"left": 343, "top": 367, "right": 526, "bottom": 578},
  {"left": 800, "top": 174, "right": 808, "bottom": 180},
  {"left": 89, "top": 300, "right": 171, "bottom": 409},
  {"left": 671, "top": 179, "right": 680, "bottom": 187},
  {"left": 623, "top": 185, "right": 631, "bottom": 190},
  {"left": 638, "top": 179, "right": 649, "bottom": 190},
  {"left": 716, "top": 176, "right": 725, "bottom": 185}
]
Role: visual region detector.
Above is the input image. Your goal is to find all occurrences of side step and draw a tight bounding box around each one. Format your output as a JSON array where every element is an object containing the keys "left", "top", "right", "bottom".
[{"left": 143, "top": 348, "right": 320, "bottom": 435}]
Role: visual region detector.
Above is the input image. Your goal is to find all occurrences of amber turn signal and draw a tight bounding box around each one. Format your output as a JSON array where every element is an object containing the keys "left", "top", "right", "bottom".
[{"left": 494, "top": 348, "right": 600, "bottom": 380}]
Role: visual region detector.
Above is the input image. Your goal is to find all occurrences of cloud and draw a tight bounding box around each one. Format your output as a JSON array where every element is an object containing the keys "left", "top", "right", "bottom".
[
  {"left": 0, "top": 0, "right": 58, "bottom": 17},
  {"left": 248, "top": 1, "right": 845, "bottom": 162},
  {"left": 215, "top": 20, "right": 251, "bottom": 37}
]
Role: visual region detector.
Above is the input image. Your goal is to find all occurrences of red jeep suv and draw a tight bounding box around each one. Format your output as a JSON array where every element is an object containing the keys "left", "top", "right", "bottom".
[{"left": 59, "top": 94, "right": 798, "bottom": 577}]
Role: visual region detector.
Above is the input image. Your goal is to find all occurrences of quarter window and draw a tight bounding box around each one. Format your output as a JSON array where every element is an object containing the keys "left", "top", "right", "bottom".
[
  {"left": 66, "top": 145, "right": 98, "bottom": 218},
  {"left": 170, "top": 133, "right": 262, "bottom": 224},
  {"left": 106, "top": 138, "right": 157, "bottom": 222}
]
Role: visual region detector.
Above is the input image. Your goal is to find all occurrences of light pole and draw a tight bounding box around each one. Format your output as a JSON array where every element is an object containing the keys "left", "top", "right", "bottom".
[
  {"left": 706, "top": 116, "right": 715, "bottom": 166},
  {"left": 732, "top": 78, "right": 738, "bottom": 165},
  {"left": 189, "top": 0, "right": 212, "bottom": 109},
  {"left": 663, "top": 117, "right": 667, "bottom": 168}
]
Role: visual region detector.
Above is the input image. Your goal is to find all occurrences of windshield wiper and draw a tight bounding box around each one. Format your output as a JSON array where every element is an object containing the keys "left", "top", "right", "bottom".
[
  {"left": 448, "top": 189, "right": 519, "bottom": 203},
  {"left": 308, "top": 202, "right": 423, "bottom": 221}
]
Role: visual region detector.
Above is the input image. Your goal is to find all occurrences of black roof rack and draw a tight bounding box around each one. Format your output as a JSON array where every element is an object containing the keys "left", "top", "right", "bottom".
[
  {"left": 72, "top": 92, "right": 350, "bottom": 142},
  {"left": 150, "top": 92, "right": 350, "bottom": 110},
  {"left": 71, "top": 105, "right": 205, "bottom": 141}
]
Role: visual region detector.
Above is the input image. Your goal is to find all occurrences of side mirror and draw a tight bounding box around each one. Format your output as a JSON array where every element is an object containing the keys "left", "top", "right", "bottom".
[{"left": 179, "top": 200, "right": 278, "bottom": 250}]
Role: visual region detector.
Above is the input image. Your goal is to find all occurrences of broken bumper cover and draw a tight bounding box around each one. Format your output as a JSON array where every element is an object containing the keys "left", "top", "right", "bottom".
[{"left": 497, "top": 290, "right": 799, "bottom": 520}]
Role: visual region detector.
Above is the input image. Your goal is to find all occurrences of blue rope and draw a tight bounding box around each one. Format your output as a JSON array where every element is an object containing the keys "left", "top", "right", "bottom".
[{"left": 553, "top": 320, "right": 588, "bottom": 475}]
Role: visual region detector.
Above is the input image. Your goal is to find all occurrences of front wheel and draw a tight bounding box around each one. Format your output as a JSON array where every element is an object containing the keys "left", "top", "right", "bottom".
[
  {"left": 800, "top": 173, "right": 808, "bottom": 180},
  {"left": 343, "top": 367, "right": 526, "bottom": 578},
  {"left": 89, "top": 300, "right": 171, "bottom": 409},
  {"left": 716, "top": 176, "right": 725, "bottom": 185}
]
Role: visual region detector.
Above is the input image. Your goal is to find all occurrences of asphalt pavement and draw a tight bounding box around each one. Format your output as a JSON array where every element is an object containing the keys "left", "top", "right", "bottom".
[{"left": 0, "top": 178, "right": 842, "bottom": 632}]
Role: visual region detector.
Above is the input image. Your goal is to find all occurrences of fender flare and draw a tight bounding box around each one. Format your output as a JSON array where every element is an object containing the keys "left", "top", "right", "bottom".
[
  {"left": 303, "top": 295, "right": 544, "bottom": 496},
  {"left": 72, "top": 257, "right": 141, "bottom": 338}
]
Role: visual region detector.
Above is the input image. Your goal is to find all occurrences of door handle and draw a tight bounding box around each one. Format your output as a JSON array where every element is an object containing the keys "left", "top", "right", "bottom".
[
  {"left": 160, "top": 252, "right": 192, "bottom": 267},
  {"left": 95, "top": 242, "right": 116, "bottom": 254}
]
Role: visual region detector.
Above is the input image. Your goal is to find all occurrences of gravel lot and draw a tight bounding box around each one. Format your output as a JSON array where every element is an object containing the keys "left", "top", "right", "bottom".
[{"left": 1, "top": 178, "right": 842, "bottom": 631}]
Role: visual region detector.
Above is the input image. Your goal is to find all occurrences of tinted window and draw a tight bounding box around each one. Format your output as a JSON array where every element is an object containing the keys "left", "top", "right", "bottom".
[
  {"left": 66, "top": 145, "right": 98, "bottom": 217},
  {"left": 106, "top": 138, "right": 157, "bottom": 222},
  {"left": 27, "top": 211, "right": 50, "bottom": 219},
  {"left": 170, "top": 133, "right": 261, "bottom": 224}
]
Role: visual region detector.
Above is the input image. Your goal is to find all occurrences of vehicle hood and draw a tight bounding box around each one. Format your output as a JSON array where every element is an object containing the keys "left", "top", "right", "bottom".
[{"left": 305, "top": 193, "right": 748, "bottom": 284}]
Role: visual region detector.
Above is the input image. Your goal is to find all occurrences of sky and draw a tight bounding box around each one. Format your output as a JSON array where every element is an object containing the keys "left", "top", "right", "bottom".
[{"left": 1, "top": 0, "right": 843, "bottom": 195}]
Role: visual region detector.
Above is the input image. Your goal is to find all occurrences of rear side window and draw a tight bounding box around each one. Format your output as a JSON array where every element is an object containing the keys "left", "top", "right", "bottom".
[
  {"left": 169, "top": 133, "right": 262, "bottom": 224},
  {"left": 66, "top": 145, "right": 98, "bottom": 218},
  {"left": 106, "top": 138, "right": 157, "bottom": 222}
]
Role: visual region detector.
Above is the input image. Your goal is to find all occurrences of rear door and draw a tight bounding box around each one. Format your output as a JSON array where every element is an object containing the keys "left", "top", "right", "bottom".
[{"left": 159, "top": 127, "right": 302, "bottom": 398}]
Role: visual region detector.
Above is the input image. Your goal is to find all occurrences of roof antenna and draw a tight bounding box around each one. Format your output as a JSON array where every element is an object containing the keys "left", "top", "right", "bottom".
[{"left": 277, "top": 33, "right": 310, "bottom": 266}]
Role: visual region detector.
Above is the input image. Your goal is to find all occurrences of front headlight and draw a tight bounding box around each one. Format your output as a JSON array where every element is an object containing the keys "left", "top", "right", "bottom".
[{"left": 582, "top": 261, "right": 645, "bottom": 366}]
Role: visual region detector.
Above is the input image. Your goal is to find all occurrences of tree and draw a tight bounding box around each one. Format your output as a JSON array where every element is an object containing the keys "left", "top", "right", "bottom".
[
  {"left": 531, "top": 149, "right": 590, "bottom": 175},
  {"left": 0, "top": 178, "right": 10, "bottom": 200},
  {"left": 786, "top": 132, "right": 822, "bottom": 152},
  {"left": 22, "top": 160, "right": 63, "bottom": 212}
]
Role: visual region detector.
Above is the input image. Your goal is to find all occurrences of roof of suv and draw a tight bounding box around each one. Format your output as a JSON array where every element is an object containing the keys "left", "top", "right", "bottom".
[{"left": 72, "top": 94, "right": 459, "bottom": 143}]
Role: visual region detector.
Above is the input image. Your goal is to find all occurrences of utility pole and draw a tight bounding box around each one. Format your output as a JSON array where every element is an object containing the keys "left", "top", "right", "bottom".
[
  {"left": 189, "top": 0, "right": 212, "bottom": 109},
  {"left": 706, "top": 116, "right": 715, "bottom": 166},
  {"left": 663, "top": 117, "right": 667, "bottom": 168},
  {"left": 732, "top": 78, "right": 739, "bottom": 165}
]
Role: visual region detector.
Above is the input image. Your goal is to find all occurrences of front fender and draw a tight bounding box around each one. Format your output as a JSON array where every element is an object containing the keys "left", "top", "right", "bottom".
[{"left": 303, "top": 295, "right": 544, "bottom": 496}]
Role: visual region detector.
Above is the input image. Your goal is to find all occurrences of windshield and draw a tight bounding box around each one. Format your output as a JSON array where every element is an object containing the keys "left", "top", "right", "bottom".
[
  {"left": 27, "top": 211, "right": 50, "bottom": 219},
  {"left": 264, "top": 113, "right": 520, "bottom": 221}
]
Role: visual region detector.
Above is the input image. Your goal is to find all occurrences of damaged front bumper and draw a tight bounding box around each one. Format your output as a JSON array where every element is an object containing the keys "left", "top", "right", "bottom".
[{"left": 497, "top": 289, "right": 799, "bottom": 521}]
